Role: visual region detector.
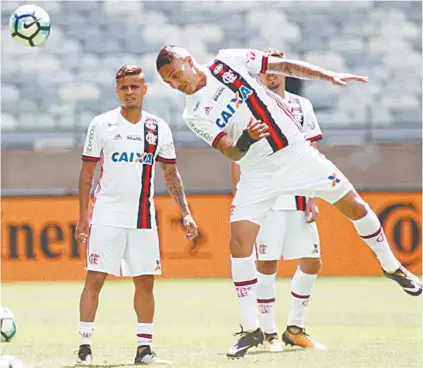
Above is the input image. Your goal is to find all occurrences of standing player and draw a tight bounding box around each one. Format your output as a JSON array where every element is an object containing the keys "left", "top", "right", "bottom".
[
  {"left": 156, "top": 46, "right": 422, "bottom": 359},
  {"left": 232, "top": 49, "right": 325, "bottom": 352},
  {"left": 75, "top": 65, "right": 198, "bottom": 365}
]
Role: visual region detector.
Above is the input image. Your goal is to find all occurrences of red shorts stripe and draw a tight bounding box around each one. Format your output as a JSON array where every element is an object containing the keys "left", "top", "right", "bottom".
[
  {"left": 212, "top": 131, "right": 227, "bottom": 148},
  {"left": 291, "top": 291, "right": 310, "bottom": 299},
  {"left": 361, "top": 227, "right": 382, "bottom": 239},
  {"left": 257, "top": 298, "right": 275, "bottom": 303},
  {"left": 234, "top": 279, "right": 258, "bottom": 287},
  {"left": 82, "top": 155, "right": 99, "bottom": 162},
  {"left": 295, "top": 196, "right": 307, "bottom": 211}
]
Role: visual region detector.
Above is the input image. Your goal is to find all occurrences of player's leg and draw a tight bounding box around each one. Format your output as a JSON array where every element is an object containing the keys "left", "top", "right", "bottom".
[
  {"left": 255, "top": 210, "right": 286, "bottom": 352},
  {"left": 122, "top": 228, "right": 170, "bottom": 365},
  {"left": 77, "top": 225, "right": 126, "bottom": 365},
  {"left": 333, "top": 189, "right": 422, "bottom": 295},
  {"left": 277, "top": 211, "right": 325, "bottom": 350}
]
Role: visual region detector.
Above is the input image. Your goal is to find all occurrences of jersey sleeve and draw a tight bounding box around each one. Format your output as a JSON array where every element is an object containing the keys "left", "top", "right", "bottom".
[
  {"left": 157, "top": 123, "right": 176, "bottom": 164},
  {"left": 185, "top": 117, "right": 226, "bottom": 148},
  {"left": 82, "top": 118, "right": 103, "bottom": 161},
  {"left": 302, "top": 99, "right": 323, "bottom": 142}
]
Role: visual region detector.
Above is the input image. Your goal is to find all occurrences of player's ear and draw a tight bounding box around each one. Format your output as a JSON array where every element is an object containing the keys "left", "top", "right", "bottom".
[
  {"left": 185, "top": 56, "right": 193, "bottom": 66},
  {"left": 143, "top": 83, "right": 148, "bottom": 96}
]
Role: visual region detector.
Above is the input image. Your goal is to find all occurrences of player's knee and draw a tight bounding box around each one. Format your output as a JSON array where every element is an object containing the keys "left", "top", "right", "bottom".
[
  {"left": 350, "top": 200, "right": 368, "bottom": 220},
  {"left": 84, "top": 271, "right": 107, "bottom": 294},
  {"left": 256, "top": 260, "right": 277, "bottom": 275},
  {"left": 134, "top": 275, "right": 154, "bottom": 295},
  {"left": 299, "top": 258, "right": 322, "bottom": 275}
]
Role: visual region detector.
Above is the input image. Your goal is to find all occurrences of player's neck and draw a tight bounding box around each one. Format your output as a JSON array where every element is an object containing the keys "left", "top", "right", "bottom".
[
  {"left": 193, "top": 71, "right": 207, "bottom": 93},
  {"left": 276, "top": 88, "right": 286, "bottom": 99},
  {"left": 120, "top": 107, "right": 143, "bottom": 124}
]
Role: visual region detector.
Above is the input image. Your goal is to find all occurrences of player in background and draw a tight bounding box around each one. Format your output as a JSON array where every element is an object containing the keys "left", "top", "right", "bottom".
[
  {"left": 75, "top": 65, "right": 198, "bottom": 365},
  {"left": 156, "top": 46, "right": 422, "bottom": 359},
  {"left": 232, "top": 48, "right": 325, "bottom": 352}
]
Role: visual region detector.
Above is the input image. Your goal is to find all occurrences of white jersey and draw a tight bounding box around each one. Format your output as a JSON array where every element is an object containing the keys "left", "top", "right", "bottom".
[
  {"left": 81, "top": 108, "right": 176, "bottom": 229},
  {"left": 273, "top": 92, "right": 323, "bottom": 211},
  {"left": 182, "top": 48, "right": 306, "bottom": 171}
]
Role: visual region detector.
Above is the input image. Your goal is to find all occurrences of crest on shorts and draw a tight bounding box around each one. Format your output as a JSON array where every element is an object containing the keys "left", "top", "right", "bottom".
[
  {"left": 328, "top": 173, "right": 341, "bottom": 187},
  {"left": 88, "top": 253, "right": 100, "bottom": 265},
  {"left": 258, "top": 243, "right": 267, "bottom": 255}
]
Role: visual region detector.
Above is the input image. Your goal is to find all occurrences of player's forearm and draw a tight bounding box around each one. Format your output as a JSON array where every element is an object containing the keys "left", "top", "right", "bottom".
[
  {"left": 267, "top": 60, "right": 335, "bottom": 81},
  {"left": 78, "top": 169, "right": 94, "bottom": 218},
  {"left": 221, "top": 145, "right": 246, "bottom": 161},
  {"left": 163, "top": 167, "right": 191, "bottom": 217}
]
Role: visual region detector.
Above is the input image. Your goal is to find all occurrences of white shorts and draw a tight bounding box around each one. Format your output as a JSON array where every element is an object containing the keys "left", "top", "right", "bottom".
[
  {"left": 86, "top": 224, "right": 161, "bottom": 277},
  {"left": 232, "top": 141, "right": 353, "bottom": 224},
  {"left": 255, "top": 210, "right": 320, "bottom": 261}
]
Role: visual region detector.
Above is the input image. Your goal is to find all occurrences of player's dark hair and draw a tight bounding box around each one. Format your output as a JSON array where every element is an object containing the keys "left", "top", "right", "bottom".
[
  {"left": 156, "top": 45, "right": 178, "bottom": 71},
  {"left": 116, "top": 65, "right": 144, "bottom": 80}
]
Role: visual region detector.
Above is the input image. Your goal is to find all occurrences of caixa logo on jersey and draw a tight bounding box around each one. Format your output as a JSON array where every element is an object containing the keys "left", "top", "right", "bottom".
[
  {"left": 111, "top": 152, "right": 153, "bottom": 164},
  {"left": 215, "top": 86, "right": 252, "bottom": 128}
]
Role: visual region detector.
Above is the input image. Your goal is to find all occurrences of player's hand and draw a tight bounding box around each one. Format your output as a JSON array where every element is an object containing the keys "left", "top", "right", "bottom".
[
  {"left": 183, "top": 214, "right": 198, "bottom": 241},
  {"left": 75, "top": 216, "right": 90, "bottom": 244},
  {"left": 247, "top": 118, "right": 270, "bottom": 141},
  {"left": 330, "top": 73, "right": 369, "bottom": 87},
  {"left": 305, "top": 198, "right": 319, "bottom": 223}
]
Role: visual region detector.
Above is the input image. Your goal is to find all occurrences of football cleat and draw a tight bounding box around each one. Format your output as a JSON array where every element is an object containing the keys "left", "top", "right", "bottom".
[
  {"left": 383, "top": 266, "right": 422, "bottom": 296},
  {"left": 263, "top": 332, "right": 283, "bottom": 352},
  {"left": 76, "top": 344, "right": 92, "bottom": 365},
  {"left": 134, "top": 345, "right": 172, "bottom": 365},
  {"left": 226, "top": 325, "right": 264, "bottom": 359},
  {"left": 282, "top": 326, "right": 326, "bottom": 350}
]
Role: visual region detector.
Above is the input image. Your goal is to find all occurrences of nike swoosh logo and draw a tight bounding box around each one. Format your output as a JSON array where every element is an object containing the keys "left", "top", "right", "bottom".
[
  {"left": 23, "top": 18, "right": 41, "bottom": 29},
  {"left": 404, "top": 284, "right": 421, "bottom": 292}
]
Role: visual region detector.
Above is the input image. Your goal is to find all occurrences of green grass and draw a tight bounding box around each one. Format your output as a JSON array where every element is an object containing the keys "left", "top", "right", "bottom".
[{"left": 1, "top": 277, "right": 422, "bottom": 368}]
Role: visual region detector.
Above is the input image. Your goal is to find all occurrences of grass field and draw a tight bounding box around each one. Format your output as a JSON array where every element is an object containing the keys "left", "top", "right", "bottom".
[{"left": 1, "top": 277, "right": 422, "bottom": 368}]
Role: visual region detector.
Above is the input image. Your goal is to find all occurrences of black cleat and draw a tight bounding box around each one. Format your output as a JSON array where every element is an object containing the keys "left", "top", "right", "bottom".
[
  {"left": 384, "top": 266, "right": 422, "bottom": 296},
  {"left": 134, "top": 345, "right": 172, "bottom": 365},
  {"left": 226, "top": 325, "right": 264, "bottom": 359},
  {"left": 76, "top": 344, "right": 92, "bottom": 366}
]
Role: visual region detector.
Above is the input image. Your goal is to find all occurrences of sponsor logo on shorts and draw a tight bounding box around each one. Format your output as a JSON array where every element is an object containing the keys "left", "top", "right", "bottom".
[
  {"left": 88, "top": 252, "right": 100, "bottom": 265},
  {"left": 328, "top": 173, "right": 341, "bottom": 187},
  {"left": 111, "top": 151, "right": 153, "bottom": 164},
  {"left": 154, "top": 260, "right": 161, "bottom": 272},
  {"left": 312, "top": 244, "right": 319, "bottom": 254}
]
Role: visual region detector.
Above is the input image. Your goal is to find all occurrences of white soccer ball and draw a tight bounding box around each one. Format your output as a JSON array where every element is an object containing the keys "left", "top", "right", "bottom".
[
  {"left": 1, "top": 307, "right": 17, "bottom": 342},
  {"left": 0, "top": 356, "right": 25, "bottom": 368},
  {"left": 9, "top": 4, "right": 51, "bottom": 47}
]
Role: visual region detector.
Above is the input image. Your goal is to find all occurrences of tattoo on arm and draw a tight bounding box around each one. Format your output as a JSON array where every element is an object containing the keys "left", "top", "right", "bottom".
[
  {"left": 267, "top": 60, "right": 334, "bottom": 81},
  {"left": 160, "top": 162, "right": 190, "bottom": 216}
]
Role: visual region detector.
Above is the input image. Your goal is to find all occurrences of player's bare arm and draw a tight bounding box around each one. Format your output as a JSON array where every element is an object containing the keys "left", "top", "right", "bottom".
[
  {"left": 216, "top": 118, "right": 270, "bottom": 161},
  {"left": 266, "top": 59, "right": 369, "bottom": 87},
  {"left": 159, "top": 162, "right": 198, "bottom": 240},
  {"left": 76, "top": 160, "right": 97, "bottom": 244}
]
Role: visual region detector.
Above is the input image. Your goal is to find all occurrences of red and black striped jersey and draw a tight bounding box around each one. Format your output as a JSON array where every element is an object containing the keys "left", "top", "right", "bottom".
[{"left": 81, "top": 108, "right": 176, "bottom": 229}]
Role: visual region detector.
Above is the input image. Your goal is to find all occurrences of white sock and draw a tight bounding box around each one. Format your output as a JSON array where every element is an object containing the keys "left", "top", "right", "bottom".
[
  {"left": 136, "top": 323, "right": 153, "bottom": 346},
  {"left": 287, "top": 268, "right": 317, "bottom": 328},
  {"left": 352, "top": 209, "right": 401, "bottom": 273},
  {"left": 257, "top": 272, "right": 277, "bottom": 334},
  {"left": 231, "top": 255, "right": 259, "bottom": 331},
  {"left": 79, "top": 321, "right": 94, "bottom": 346}
]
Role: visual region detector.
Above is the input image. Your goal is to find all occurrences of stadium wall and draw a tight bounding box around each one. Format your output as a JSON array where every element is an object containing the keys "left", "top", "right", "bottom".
[
  {"left": 1, "top": 192, "right": 421, "bottom": 281},
  {"left": 1, "top": 144, "right": 422, "bottom": 193}
]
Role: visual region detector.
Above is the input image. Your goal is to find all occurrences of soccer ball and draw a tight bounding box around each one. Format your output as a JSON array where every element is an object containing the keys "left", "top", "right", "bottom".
[
  {"left": 9, "top": 4, "right": 51, "bottom": 47},
  {"left": 0, "top": 356, "right": 25, "bottom": 368},
  {"left": 1, "top": 307, "right": 17, "bottom": 342}
]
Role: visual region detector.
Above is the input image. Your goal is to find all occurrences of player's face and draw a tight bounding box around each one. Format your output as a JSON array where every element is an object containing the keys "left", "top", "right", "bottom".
[
  {"left": 159, "top": 58, "right": 198, "bottom": 95},
  {"left": 259, "top": 73, "right": 285, "bottom": 91},
  {"left": 116, "top": 75, "right": 147, "bottom": 109}
]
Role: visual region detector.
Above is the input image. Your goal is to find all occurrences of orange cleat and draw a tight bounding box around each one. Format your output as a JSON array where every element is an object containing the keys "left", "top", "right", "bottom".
[{"left": 282, "top": 326, "right": 326, "bottom": 350}]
